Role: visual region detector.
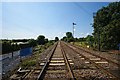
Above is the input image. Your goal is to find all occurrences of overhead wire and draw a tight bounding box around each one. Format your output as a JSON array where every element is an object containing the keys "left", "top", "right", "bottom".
[{"left": 73, "top": 3, "right": 92, "bottom": 17}]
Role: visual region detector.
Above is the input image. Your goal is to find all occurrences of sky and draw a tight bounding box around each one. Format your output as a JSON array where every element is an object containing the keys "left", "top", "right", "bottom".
[{"left": 1, "top": 2, "right": 110, "bottom": 40}]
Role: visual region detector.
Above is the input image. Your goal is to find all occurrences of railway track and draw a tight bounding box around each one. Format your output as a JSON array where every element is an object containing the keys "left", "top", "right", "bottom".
[
  {"left": 22, "top": 41, "right": 76, "bottom": 80},
  {"left": 36, "top": 42, "right": 76, "bottom": 80},
  {"left": 62, "top": 41, "right": 120, "bottom": 79},
  {"left": 10, "top": 41, "right": 120, "bottom": 80},
  {"left": 71, "top": 43, "right": 120, "bottom": 67},
  {"left": 38, "top": 43, "right": 74, "bottom": 80},
  {"left": 9, "top": 42, "right": 58, "bottom": 80}
]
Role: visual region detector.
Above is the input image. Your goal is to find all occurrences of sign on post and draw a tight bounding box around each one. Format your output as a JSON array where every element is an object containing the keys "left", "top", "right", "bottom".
[
  {"left": 20, "top": 47, "right": 32, "bottom": 57},
  {"left": 118, "top": 43, "right": 120, "bottom": 50}
]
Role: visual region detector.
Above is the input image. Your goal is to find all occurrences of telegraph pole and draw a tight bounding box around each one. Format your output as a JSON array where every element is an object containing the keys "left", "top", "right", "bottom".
[
  {"left": 98, "top": 27, "right": 101, "bottom": 51},
  {"left": 93, "top": 12, "right": 100, "bottom": 51},
  {"left": 73, "top": 23, "right": 74, "bottom": 38}
]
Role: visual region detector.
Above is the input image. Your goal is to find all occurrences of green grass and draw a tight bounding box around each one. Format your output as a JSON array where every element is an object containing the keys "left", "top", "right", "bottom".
[
  {"left": 75, "top": 42, "right": 88, "bottom": 48},
  {"left": 19, "top": 42, "right": 54, "bottom": 69},
  {"left": 20, "top": 60, "right": 36, "bottom": 67},
  {"left": 19, "top": 46, "right": 44, "bottom": 68}
]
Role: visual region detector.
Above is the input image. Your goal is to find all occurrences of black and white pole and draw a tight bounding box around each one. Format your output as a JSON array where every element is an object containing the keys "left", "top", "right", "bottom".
[{"left": 73, "top": 23, "right": 76, "bottom": 38}]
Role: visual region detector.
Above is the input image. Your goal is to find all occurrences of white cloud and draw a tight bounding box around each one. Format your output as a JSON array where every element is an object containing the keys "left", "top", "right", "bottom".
[
  {"left": 80, "top": 33, "right": 84, "bottom": 35},
  {"left": 86, "top": 33, "right": 89, "bottom": 36},
  {"left": 78, "top": 32, "right": 90, "bottom": 38}
]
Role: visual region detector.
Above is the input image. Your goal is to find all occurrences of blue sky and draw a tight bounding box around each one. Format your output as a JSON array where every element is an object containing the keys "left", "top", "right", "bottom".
[{"left": 2, "top": 2, "right": 110, "bottom": 40}]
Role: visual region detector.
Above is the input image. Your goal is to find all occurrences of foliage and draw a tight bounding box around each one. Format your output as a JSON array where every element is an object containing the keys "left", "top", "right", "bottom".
[
  {"left": 61, "top": 32, "right": 74, "bottom": 42},
  {"left": 19, "top": 43, "right": 30, "bottom": 49},
  {"left": 75, "top": 42, "right": 88, "bottom": 48},
  {"left": 37, "top": 35, "right": 45, "bottom": 45},
  {"left": 93, "top": 2, "right": 120, "bottom": 50},
  {"left": 2, "top": 41, "right": 12, "bottom": 54},
  {"left": 74, "top": 38, "right": 79, "bottom": 42},
  {"left": 21, "top": 60, "right": 36, "bottom": 67},
  {"left": 66, "top": 32, "right": 73, "bottom": 38},
  {"left": 2, "top": 41, "right": 20, "bottom": 54},
  {"left": 67, "top": 37, "right": 74, "bottom": 42},
  {"left": 55, "top": 37, "right": 59, "bottom": 42},
  {"left": 28, "top": 39, "right": 37, "bottom": 47},
  {"left": 66, "top": 32, "right": 74, "bottom": 42},
  {"left": 12, "top": 39, "right": 29, "bottom": 42},
  {"left": 2, "top": 35, "right": 55, "bottom": 54},
  {"left": 86, "top": 35, "right": 94, "bottom": 47},
  {"left": 45, "top": 38, "right": 48, "bottom": 43},
  {"left": 61, "top": 36, "right": 67, "bottom": 41},
  {"left": 78, "top": 37, "right": 86, "bottom": 42}
]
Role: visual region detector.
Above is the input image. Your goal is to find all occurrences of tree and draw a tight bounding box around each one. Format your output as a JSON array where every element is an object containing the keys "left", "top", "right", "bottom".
[
  {"left": 78, "top": 37, "right": 86, "bottom": 42},
  {"left": 74, "top": 38, "right": 80, "bottom": 42},
  {"left": 86, "top": 35, "right": 94, "bottom": 47},
  {"left": 86, "top": 35, "right": 94, "bottom": 43},
  {"left": 66, "top": 32, "right": 73, "bottom": 38},
  {"left": 61, "top": 36, "right": 67, "bottom": 42},
  {"left": 45, "top": 38, "right": 48, "bottom": 43},
  {"left": 93, "top": 2, "right": 120, "bottom": 50},
  {"left": 2, "top": 41, "right": 12, "bottom": 54},
  {"left": 12, "top": 39, "right": 29, "bottom": 42},
  {"left": 61, "top": 32, "right": 74, "bottom": 42},
  {"left": 28, "top": 39, "right": 37, "bottom": 47},
  {"left": 67, "top": 37, "right": 74, "bottom": 42},
  {"left": 55, "top": 37, "right": 59, "bottom": 42},
  {"left": 2, "top": 40, "right": 20, "bottom": 54},
  {"left": 66, "top": 32, "right": 74, "bottom": 42},
  {"left": 37, "top": 35, "right": 45, "bottom": 45}
]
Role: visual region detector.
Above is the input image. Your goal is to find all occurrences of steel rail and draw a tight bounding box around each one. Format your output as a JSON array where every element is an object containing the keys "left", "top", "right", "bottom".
[
  {"left": 60, "top": 42, "right": 76, "bottom": 80},
  {"left": 37, "top": 42, "right": 58, "bottom": 80}
]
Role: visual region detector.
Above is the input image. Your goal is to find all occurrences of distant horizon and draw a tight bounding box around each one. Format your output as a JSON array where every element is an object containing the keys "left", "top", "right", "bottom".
[
  {"left": 1, "top": 2, "right": 110, "bottom": 40},
  {"left": 1, "top": 32, "right": 88, "bottom": 40}
]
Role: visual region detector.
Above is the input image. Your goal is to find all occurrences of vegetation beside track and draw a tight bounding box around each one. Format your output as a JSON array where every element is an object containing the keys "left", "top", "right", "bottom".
[
  {"left": 19, "top": 41, "right": 54, "bottom": 68},
  {"left": 1, "top": 34, "right": 55, "bottom": 54},
  {"left": 2, "top": 40, "right": 55, "bottom": 80},
  {"left": 74, "top": 42, "right": 120, "bottom": 55}
]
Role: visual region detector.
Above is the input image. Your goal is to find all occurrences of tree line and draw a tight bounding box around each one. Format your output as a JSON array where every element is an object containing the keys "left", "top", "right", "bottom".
[
  {"left": 1, "top": 35, "right": 59, "bottom": 54},
  {"left": 93, "top": 2, "right": 120, "bottom": 50},
  {"left": 61, "top": 32, "right": 94, "bottom": 47}
]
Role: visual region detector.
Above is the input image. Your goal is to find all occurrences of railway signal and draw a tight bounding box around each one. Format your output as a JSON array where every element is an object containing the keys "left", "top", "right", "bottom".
[
  {"left": 72, "top": 23, "right": 76, "bottom": 45},
  {"left": 72, "top": 22, "right": 76, "bottom": 39}
]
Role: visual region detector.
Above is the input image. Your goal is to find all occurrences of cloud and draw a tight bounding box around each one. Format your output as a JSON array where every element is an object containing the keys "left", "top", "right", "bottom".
[
  {"left": 80, "top": 33, "right": 84, "bottom": 35},
  {"left": 79, "top": 32, "right": 90, "bottom": 38},
  {"left": 49, "top": 32, "right": 66, "bottom": 40},
  {"left": 86, "top": 33, "right": 89, "bottom": 36}
]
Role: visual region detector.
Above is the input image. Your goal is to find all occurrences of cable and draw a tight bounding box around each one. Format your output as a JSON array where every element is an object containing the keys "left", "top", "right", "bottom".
[{"left": 73, "top": 3, "right": 92, "bottom": 16}]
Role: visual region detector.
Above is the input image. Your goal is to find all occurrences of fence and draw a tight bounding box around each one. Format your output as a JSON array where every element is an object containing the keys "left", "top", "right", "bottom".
[{"left": 1, "top": 47, "right": 32, "bottom": 75}]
